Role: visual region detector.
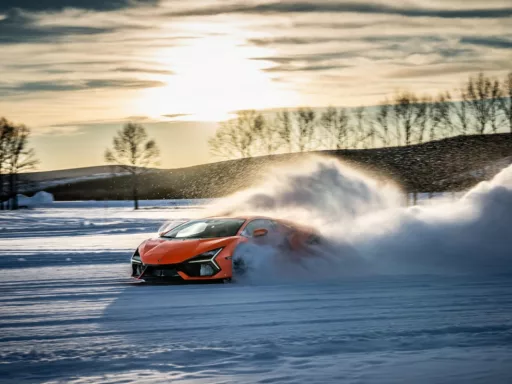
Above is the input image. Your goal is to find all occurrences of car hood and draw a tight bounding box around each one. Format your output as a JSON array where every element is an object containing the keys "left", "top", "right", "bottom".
[{"left": 139, "top": 237, "right": 238, "bottom": 265}]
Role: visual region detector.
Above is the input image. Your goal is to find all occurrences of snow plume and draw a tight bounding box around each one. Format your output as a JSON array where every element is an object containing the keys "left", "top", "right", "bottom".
[
  {"left": 210, "top": 157, "right": 403, "bottom": 225},
  {"left": 354, "top": 162, "right": 512, "bottom": 275},
  {"left": 209, "top": 157, "right": 512, "bottom": 280}
]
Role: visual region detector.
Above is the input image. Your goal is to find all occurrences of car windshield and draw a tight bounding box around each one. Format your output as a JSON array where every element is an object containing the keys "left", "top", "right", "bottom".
[{"left": 161, "top": 218, "right": 246, "bottom": 239}]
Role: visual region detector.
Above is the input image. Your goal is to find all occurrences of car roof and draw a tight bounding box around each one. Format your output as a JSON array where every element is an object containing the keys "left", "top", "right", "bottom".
[
  {"left": 205, "top": 215, "right": 273, "bottom": 221},
  {"left": 197, "top": 216, "right": 312, "bottom": 231}
]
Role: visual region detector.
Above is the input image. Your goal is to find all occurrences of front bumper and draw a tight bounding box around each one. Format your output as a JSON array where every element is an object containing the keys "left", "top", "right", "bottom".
[
  {"left": 132, "top": 260, "right": 225, "bottom": 283},
  {"left": 131, "top": 245, "right": 231, "bottom": 283}
]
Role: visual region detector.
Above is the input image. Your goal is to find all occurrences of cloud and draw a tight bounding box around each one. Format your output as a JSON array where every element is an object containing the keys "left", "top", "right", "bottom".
[
  {"left": 386, "top": 62, "right": 503, "bottom": 80},
  {"left": 2, "top": 81, "right": 81, "bottom": 92},
  {"left": 264, "top": 64, "right": 347, "bottom": 73},
  {"left": 0, "top": 78, "right": 165, "bottom": 94},
  {"left": 0, "top": 25, "right": 111, "bottom": 44},
  {"left": 0, "top": 0, "right": 159, "bottom": 12},
  {"left": 85, "top": 79, "right": 165, "bottom": 89},
  {"left": 460, "top": 37, "right": 512, "bottom": 49},
  {"left": 0, "top": 10, "right": 113, "bottom": 43},
  {"left": 289, "top": 20, "right": 375, "bottom": 30},
  {"left": 248, "top": 35, "right": 450, "bottom": 50},
  {"left": 250, "top": 32, "right": 483, "bottom": 79},
  {"left": 249, "top": 37, "right": 335, "bottom": 46},
  {"left": 114, "top": 67, "right": 174, "bottom": 75},
  {"left": 47, "top": 115, "right": 171, "bottom": 128},
  {"left": 32, "top": 125, "right": 84, "bottom": 136},
  {"left": 252, "top": 50, "right": 361, "bottom": 65},
  {"left": 162, "top": 113, "right": 191, "bottom": 120},
  {"left": 1, "top": 0, "right": 511, "bottom": 132},
  {"left": 4, "top": 60, "right": 172, "bottom": 75},
  {"left": 169, "top": 1, "right": 512, "bottom": 19},
  {"left": 124, "top": 115, "right": 153, "bottom": 122}
]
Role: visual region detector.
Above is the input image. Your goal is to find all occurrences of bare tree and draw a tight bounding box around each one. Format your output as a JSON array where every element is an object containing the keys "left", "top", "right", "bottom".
[
  {"left": 466, "top": 72, "right": 500, "bottom": 134},
  {"left": 432, "top": 92, "right": 453, "bottom": 139},
  {"left": 446, "top": 89, "right": 471, "bottom": 135},
  {"left": 393, "top": 91, "right": 425, "bottom": 146},
  {"left": 105, "top": 122, "right": 159, "bottom": 210},
  {"left": 421, "top": 94, "right": 451, "bottom": 142},
  {"left": 319, "top": 106, "right": 336, "bottom": 148},
  {"left": 253, "top": 113, "right": 280, "bottom": 155},
  {"left": 0, "top": 119, "right": 38, "bottom": 210},
  {"left": 209, "top": 110, "right": 262, "bottom": 159},
  {"left": 373, "top": 101, "right": 393, "bottom": 147},
  {"left": 415, "top": 96, "right": 431, "bottom": 144},
  {"left": 0, "top": 119, "right": 11, "bottom": 209},
  {"left": 275, "top": 110, "right": 293, "bottom": 153},
  {"left": 390, "top": 93, "right": 426, "bottom": 203},
  {"left": 237, "top": 110, "right": 264, "bottom": 156},
  {"left": 352, "top": 106, "right": 372, "bottom": 148},
  {"left": 320, "top": 106, "right": 351, "bottom": 149},
  {"left": 295, "top": 107, "right": 316, "bottom": 152},
  {"left": 7, "top": 126, "right": 38, "bottom": 209},
  {"left": 489, "top": 78, "right": 504, "bottom": 133},
  {"left": 209, "top": 121, "right": 242, "bottom": 159},
  {"left": 498, "top": 71, "right": 512, "bottom": 133}
]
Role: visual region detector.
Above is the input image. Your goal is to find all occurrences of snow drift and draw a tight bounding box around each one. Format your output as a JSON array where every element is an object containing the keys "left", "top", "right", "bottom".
[
  {"left": 207, "top": 156, "right": 512, "bottom": 280},
  {"left": 17, "top": 191, "right": 54, "bottom": 207}
]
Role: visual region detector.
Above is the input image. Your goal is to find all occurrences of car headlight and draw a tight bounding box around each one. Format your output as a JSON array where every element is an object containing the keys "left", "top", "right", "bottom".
[
  {"left": 187, "top": 248, "right": 222, "bottom": 267},
  {"left": 187, "top": 248, "right": 223, "bottom": 276}
]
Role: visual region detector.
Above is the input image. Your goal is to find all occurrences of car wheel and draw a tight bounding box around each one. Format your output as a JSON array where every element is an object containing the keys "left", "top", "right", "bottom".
[
  {"left": 233, "top": 257, "right": 247, "bottom": 275},
  {"left": 307, "top": 234, "right": 322, "bottom": 245}
]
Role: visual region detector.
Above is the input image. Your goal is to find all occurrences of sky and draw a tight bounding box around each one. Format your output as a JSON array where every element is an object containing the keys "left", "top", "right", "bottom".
[{"left": 0, "top": 0, "right": 511, "bottom": 171}]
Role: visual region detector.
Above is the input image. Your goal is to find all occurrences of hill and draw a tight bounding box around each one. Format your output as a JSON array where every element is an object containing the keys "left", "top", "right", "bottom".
[
  {"left": 21, "top": 165, "right": 120, "bottom": 182},
  {"left": 33, "top": 134, "right": 512, "bottom": 201}
]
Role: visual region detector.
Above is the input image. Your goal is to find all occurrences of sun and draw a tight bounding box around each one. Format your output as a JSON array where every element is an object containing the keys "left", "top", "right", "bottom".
[{"left": 137, "top": 33, "right": 298, "bottom": 121}]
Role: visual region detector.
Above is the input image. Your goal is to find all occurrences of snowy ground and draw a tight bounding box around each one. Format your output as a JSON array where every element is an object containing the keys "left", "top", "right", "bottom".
[{"left": 1, "top": 199, "right": 512, "bottom": 384}]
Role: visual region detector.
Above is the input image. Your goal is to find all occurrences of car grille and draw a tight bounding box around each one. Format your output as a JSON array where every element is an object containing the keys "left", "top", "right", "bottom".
[
  {"left": 132, "top": 260, "right": 220, "bottom": 280},
  {"left": 149, "top": 267, "right": 179, "bottom": 277}
]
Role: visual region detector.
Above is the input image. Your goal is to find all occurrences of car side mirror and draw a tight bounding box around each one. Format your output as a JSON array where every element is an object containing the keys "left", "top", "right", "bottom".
[{"left": 253, "top": 228, "right": 268, "bottom": 237}]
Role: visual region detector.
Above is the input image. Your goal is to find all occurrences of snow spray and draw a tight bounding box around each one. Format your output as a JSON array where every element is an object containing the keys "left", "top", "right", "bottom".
[{"left": 206, "top": 156, "right": 512, "bottom": 281}]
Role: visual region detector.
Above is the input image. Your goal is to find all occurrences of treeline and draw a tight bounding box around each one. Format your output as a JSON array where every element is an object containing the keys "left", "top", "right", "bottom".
[
  {"left": 0, "top": 118, "right": 38, "bottom": 210},
  {"left": 209, "top": 71, "right": 512, "bottom": 158}
]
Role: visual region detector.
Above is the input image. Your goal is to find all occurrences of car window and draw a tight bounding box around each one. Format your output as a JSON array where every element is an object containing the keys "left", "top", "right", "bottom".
[
  {"left": 242, "top": 219, "right": 275, "bottom": 237},
  {"left": 174, "top": 222, "right": 208, "bottom": 238},
  {"left": 162, "top": 219, "right": 245, "bottom": 239}
]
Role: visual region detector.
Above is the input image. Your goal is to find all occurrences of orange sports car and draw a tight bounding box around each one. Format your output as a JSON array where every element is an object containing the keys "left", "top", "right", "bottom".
[{"left": 131, "top": 216, "right": 321, "bottom": 283}]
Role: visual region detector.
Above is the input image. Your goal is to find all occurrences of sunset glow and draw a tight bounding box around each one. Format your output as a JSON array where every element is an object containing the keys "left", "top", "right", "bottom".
[
  {"left": 140, "top": 34, "right": 299, "bottom": 121},
  {"left": 0, "top": 0, "right": 510, "bottom": 170}
]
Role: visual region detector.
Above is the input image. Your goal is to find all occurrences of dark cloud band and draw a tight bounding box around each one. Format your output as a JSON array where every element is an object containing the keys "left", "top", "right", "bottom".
[
  {"left": 115, "top": 67, "right": 174, "bottom": 75},
  {"left": 0, "top": 78, "right": 165, "bottom": 95},
  {"left": 169, "top": 1, "right": 512, "bottom": 19},
  {"left": 0, "top": 10, "right": 114, "bottom": 44},
  {"left": 460, "top": 37, "right": 512, "bottom": 49},
  {"left": 0, "top": 0, "right": 158, "bottom": 12}
]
